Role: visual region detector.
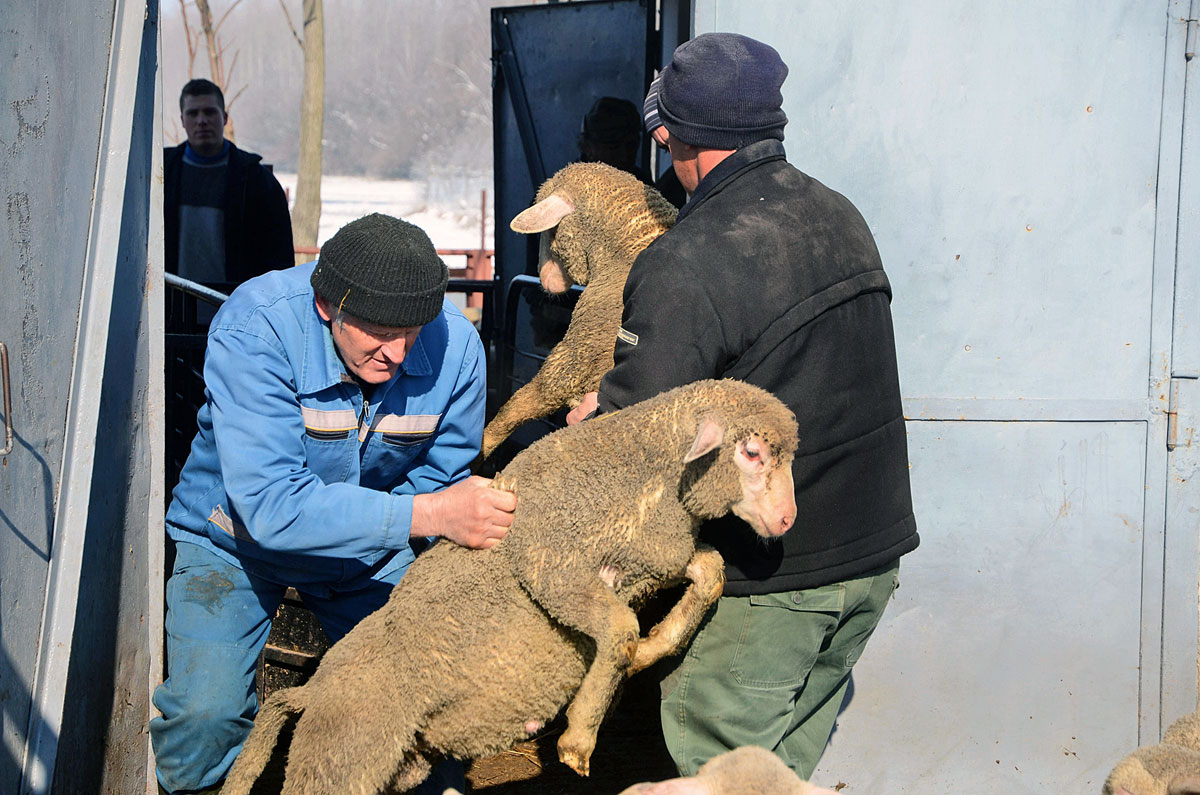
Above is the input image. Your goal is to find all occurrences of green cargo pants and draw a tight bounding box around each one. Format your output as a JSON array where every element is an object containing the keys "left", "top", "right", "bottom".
[{"left": 659, "top": 561, "right": 900, "bottom": 779}]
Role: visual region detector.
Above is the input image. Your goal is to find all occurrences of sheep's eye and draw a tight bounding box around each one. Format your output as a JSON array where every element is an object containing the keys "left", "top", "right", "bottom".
[{"left": 744, "top": 447, "right": 760, "bottom": 460}]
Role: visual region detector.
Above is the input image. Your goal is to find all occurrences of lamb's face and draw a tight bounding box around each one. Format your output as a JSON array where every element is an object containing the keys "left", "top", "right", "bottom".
[
  {"left": 510, "top": 186, "right": 588, "bottom": 294},
  {"left": 727, "top": 434, "right": 796, "bottom": 538},
  {"left": 537, "top": 229, "right": 573, "bottom": 293},
  {"left": 543, "top": 212, "right": 592, "bottom": 288}
]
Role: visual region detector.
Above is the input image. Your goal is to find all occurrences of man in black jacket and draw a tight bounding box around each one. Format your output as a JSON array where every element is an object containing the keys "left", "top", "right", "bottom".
[
  {"left": 164, "top": 79, "right": 293, "bottom": 288},
  {"left": 568, "top": 33, "right": 919, "bottom": 779}
]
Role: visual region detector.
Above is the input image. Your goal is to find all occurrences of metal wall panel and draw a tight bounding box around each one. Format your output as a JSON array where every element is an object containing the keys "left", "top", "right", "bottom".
[
  {"left": 0, "top": 3, "right": 114, "bottom": 792},
  {"left": 0, "top": 1, "right": 158, "bottom": 792},
  {"left": 821, "top": 421, "right": 1145, "bottom": 792},
  {"left": 51, "top": 2, "right": 162, "bottom": 791},
  {"left": 691, "top": 1, "right": 1191, "bottom": 791},
  {"left": 700, "top": 1, "right": 1163, "bottom": 404},
  {"left": 1164, "top": 1, "right": 1200, "bottom": 721}
]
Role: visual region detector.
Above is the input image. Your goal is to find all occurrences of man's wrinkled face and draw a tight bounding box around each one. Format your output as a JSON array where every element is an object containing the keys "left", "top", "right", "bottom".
[
  {"left": 181, "top": 94, "right": 227, "bottom": 157},
  {"left": 315, "top": 296, "right": 423, "bottom": 385}
]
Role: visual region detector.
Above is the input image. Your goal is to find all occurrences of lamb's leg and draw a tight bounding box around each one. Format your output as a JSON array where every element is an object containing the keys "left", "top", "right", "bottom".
[
  {"left": 532, "top": 577, "right": 639, "bottom": 777},
  {"left": 481, "top": 376, "right": 563, "bottom": 458},
  {"left": 222, "top": 687, "right": 306, "bottom": 795},
  {"left": 481, "top": 289, "right": 617, "bottom": 458},
  {"left": 629, "top": 547, "right": 725, "bottom": 674}
]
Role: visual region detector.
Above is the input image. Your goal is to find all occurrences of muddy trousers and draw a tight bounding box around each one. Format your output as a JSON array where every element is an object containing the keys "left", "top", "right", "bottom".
[
  {"left": 659, "top": 561, "right": 900, "bottom": 780},
  {"left": 150, "top": 540, "right": 463, "bottom": 794}
]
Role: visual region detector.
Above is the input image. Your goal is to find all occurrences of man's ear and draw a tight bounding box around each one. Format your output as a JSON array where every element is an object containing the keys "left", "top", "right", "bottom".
[{"left": 314, "top": 294, "right": 333, "bottom": 322}]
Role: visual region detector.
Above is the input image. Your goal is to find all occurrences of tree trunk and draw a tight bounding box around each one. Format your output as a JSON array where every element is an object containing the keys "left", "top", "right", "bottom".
[
  {"left": 194, "top": 0, "right": 237, "bottom": 142},
  {"left": 292, "top": 0, "right": 325, "bottom": 263}
]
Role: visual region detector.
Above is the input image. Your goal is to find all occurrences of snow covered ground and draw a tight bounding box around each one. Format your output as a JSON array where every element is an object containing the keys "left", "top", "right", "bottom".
[
  {"left": 275, "top": 173, "right": 494, "bottom": 253},
  {"left": 274, "top": 173, "right": 496, "bottom": 314}
]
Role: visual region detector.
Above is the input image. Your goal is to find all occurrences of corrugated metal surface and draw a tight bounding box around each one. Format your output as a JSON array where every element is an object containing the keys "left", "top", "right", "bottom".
[{"left": 693, "top": 1, "right": 1195, "bottom": 791}]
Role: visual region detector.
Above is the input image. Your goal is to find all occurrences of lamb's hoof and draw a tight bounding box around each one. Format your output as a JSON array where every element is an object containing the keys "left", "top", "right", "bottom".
[{"left": 557, "top": 735, "right": 593, "bottom": 777}]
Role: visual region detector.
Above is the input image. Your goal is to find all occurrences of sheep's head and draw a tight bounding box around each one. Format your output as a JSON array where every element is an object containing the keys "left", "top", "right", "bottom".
[
  {"left": 675, "top": 382, "right": 799, "bottom": 538},
  {"left": 509, "top": 162, "right": 676, "bottom": 294},
  {"left": 1104, "top": 743, "right": 1200, "bottom": 795}
]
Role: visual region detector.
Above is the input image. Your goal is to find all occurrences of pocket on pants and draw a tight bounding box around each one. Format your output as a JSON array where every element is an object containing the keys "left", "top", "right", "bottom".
[{"left": 729, "top": 591, "right": 841, "bottom": 689}]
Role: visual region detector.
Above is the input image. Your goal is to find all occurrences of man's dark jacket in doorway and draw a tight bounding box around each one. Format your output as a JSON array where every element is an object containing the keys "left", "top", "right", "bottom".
[
  {"left": 163, "top": 141, "right": 294, "bottom": 285},
  {"left": 599, "top": 139, "right": 919, "bottom": 594}
]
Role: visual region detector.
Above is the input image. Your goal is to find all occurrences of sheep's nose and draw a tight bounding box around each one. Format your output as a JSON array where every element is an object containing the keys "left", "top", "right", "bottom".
[{"left": 774, "top": 513, "right": 794, "bottom": 536}]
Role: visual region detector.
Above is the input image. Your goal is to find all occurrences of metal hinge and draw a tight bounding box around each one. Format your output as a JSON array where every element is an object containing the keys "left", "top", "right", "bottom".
[
  {"left": 1168, "top": 376, "right": 1198, "bottom": 451},
  {"left": 1188, "top": 0, "right": 1199, "bottom": 61}
]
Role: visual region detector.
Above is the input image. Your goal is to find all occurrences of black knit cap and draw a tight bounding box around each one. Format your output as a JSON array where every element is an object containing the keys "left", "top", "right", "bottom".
[
  {"left": 658, "top": 32, "right": 788, "bottom": 149},
  {"left": 310, "top": 213, "right": 448, "bottom": 327}
]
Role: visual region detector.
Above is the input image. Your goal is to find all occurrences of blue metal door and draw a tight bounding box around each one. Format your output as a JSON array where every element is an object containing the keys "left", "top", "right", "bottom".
[
  {"left": 489, "top": 0, "right": 654, "bottom": 460},
  {"left": 695, "top": 1, "right": 1197, "bottom": 791},
  {"left": 492, "top": 0, "right": 654, "bottom": 294}
]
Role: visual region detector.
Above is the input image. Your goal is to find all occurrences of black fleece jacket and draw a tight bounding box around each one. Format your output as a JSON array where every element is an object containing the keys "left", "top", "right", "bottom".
[
  {"left": 597, "top": 139, "right": 918, "bottom": 594},
  {"left": 163, "top": 142, "right": 294, "bottom": 286}
]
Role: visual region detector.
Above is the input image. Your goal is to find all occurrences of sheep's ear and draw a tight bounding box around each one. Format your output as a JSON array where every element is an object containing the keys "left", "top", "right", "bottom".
[
  {"left": 684, "top": 418, "right": 725, "bottom": 462},
  {"left": 511, "top": 193, "right": 575, "bottom": 233},
  {"left": 1168, "top": 775, "right": 1200, "bottom": 795}
]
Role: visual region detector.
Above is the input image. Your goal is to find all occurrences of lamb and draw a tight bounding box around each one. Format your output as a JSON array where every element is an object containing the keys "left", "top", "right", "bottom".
[
  {"left": 480, "top": 161, "right": 677, "bottom": 459},
  {"left": 1104, "top": 709, "right": 1200, "bottom": 795},
  {"left": 222, "top": 378, "right": 798, "bottom": 795},
  {"left": 618, "top": 746, "right": 841, "bottom": 795}
]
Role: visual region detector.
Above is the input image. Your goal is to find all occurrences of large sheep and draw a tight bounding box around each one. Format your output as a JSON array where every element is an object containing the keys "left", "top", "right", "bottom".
[
  {"left": 481, "top": 162, "right": 677, "bottom": 459},
  {"left": 223, "top": 378, "right": 798, "bottom": 795},
  {"left": 1104, "top": 710, "right": 1200, "bottom": 795},
  {"left": 618, "top": 746, "right": 840, "bottom": 795}
]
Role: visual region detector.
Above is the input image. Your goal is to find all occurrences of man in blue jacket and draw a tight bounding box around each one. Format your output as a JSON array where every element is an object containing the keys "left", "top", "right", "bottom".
[{"left": 151, "top": 213, "right": 513, "bottom": 794}]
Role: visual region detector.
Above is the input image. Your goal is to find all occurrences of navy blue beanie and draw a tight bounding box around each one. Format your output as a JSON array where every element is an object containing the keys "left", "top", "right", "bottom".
[{"left": 658, "top": 33, "right": 788, "bottom": 149}]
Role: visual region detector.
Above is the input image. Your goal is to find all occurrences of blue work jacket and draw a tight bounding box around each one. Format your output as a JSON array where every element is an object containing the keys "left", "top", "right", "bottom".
[{"left": 165, "top": 263, "right": 486, "bottom": 592}]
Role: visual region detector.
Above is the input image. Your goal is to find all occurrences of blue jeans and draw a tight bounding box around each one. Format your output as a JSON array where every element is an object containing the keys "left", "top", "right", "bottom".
[
  {"left": 150, "top": 540, "right": 446, "bottom": 793},
  {"left": 660, "top": 561, "right": 900, "bottom": 779}
]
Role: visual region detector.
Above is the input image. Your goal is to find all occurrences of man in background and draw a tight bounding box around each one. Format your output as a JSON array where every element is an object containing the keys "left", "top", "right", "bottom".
[
  {"left": 577, "top": 95, "right": 654, "bottom": 185},
  {"left": 164, "top": 78, "right": 293, "bottom": 287}
]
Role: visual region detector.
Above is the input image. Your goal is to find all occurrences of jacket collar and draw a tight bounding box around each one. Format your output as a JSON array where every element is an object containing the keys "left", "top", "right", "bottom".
[{"left": 677, "top": 139, "right": 787, "bottom": 222}]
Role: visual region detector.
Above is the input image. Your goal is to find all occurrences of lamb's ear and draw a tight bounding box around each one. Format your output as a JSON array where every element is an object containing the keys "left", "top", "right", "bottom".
[
  {"left": 511, "top": 193, "right": 575, "bottom": 233},
  {"left": 684, "top": 418, "right": 725, "bottom": 462},
  {"left": 1168, "top": 774, "right": 1200, "bottom": 795}
]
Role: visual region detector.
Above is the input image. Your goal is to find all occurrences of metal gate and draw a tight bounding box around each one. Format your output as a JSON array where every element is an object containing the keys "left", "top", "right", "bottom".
[
  {"left": 0, "top": 1, "right": 161, "bottom": 793},
  {"left": 697, "top": 1, "right": 1198, "bottom": 791}
]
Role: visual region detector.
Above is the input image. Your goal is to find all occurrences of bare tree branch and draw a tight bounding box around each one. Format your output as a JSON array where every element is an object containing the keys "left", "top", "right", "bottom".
[
  {"left": 277, "top": 0, "right": 304, "bottom": 48},
  {"left": 226, "top": 50, "right": 240, "bottom": 88},
  {"left": 179, "top": 0, "right": 197, "bottom": 78},
  {"left": 226, "top": 85, "right": 247, "bottom": 108},
  {"left": 215, "top": 0, "right": 245, "bottom": 31}
]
